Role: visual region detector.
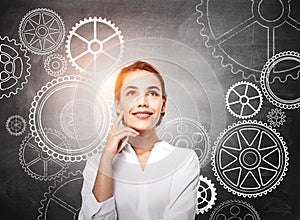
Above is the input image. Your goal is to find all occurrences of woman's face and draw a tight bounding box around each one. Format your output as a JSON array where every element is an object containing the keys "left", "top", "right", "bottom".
[{"left": 116, "top": 69, "right": 166, "bottom": 132}]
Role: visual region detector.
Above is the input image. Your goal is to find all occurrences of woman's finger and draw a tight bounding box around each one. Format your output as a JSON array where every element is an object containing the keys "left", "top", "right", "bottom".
[
  {"left": 116, "top": 127, "right": 140, "bottom": 136},
  {"left": 114, "top": 111, "right": 124, "bottom": 128}
]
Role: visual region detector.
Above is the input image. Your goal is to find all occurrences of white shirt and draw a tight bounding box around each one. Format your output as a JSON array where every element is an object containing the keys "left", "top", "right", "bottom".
[{"left": 78, "top": 140, "right": 200, "bottom": 220}]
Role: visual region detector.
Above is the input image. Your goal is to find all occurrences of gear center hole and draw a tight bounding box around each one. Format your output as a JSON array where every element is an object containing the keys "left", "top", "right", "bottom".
[
  {"left": 41, "top": 151, "right": 50, "bottom": 160},
  {"left": 240, "top": 148, "right": 261, "bottom": 170},
  {"left": 51, "top": 60, "right": 61, "bottom": 70},
  {"left": 36, "top": 25, "right": 49, "bottom": 38},
  {"left": 240, "top": 96, "right": 248, "bottom": 104},
  {"left": 89, "top": 40, "right": 103, "bottom": 54},
  {"left": 258, "top": 0, "right": 284, "bottom": 21}
]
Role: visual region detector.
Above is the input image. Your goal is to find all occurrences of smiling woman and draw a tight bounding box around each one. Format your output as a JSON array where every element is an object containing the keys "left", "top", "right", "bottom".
[{"left": 79, "top": 61, "right": 200, "bottom": 220}]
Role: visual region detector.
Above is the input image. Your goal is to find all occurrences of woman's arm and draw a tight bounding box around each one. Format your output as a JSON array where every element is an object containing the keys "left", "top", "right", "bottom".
[
  {"left": 78, "top": 155, "right": 117, "bottom": 220},
  {"left": 162, "top": 150, "right": 200, "bottom": 220},
  {"left": 92, "top": 112, "right": 139, "bottom": 202},
  {"left": 79, "top": 112, "right": 139, "bottom": 220}
]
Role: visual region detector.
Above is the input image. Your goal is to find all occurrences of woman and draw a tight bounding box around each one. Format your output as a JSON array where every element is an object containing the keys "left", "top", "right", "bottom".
[{"left": 79, "top": 61, "right": 200, "bottom": 220}]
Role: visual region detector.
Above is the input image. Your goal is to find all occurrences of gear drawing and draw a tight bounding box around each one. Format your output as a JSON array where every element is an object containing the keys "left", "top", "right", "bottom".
[
  {"left": 66, "top": 17, "right": 124, "bottom": 75},
  {"left": 212, "top": 120, "right": 288, "bottom": 197},
  {"left": 196, "top": 0, "right": 300, "bottom": 82},
  {"left": 196, "top": 175, "right": 217, "bottom": 215},
  {"left": 37, "top": 171, "right": 83, "bottom": 220},
  {"left": 267, "top": 108, "right": 286, "bottom": 128},
  {"left": 19, "top": 128, "right": 69, "bottom": 181},
  {"left": 158, "top": 117, "right": 211, "bottom": 168},
  {"left": 44, "top": 53, "right": 67, "bottom": 77},
  {"left": 29, "top": 75, "right": 112, "bottom": 162},
  {"left": 19, "top": 8, "right": 65, "bottom": 55},
  {"left": 226, "top": 81, "right": 263, "bottom": 119},
  {"left": 260, "top": 51, "right": 300, "bottom": 109},
  {"left": 0, "top": 36, "right": 31, "bottom": 99},
  {"left": 209, "top": 200, "right": 261, "bottom": 220},
  {"left": 5, "top": 115, "right": 26, "bottom": 136},
  {"left": 59, "top": 99, "right": 103, "bottom": 140}
]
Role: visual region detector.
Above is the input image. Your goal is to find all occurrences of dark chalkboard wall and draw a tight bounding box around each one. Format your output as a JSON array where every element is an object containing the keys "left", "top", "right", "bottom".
[{"left": 0, "top": 0, "right": 300, "bottom": 219}]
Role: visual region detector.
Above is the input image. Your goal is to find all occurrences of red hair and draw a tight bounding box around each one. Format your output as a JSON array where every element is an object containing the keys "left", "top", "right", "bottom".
[{"left": 114, "top": 61, "right": 167, "bottom": 101}]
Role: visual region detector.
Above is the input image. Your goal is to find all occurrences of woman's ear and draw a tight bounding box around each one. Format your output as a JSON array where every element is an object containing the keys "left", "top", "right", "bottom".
[
  {"left": 115, "top": 100, "right": 121, "bottom": 115},
  {"left": 161, "top": 98, "right": 166, "bottom": 113}
]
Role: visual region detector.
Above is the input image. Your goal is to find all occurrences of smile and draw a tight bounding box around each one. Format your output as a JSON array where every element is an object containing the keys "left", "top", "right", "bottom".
[{"left": 132, "top": 111, "right": 153, "bottom": 119}]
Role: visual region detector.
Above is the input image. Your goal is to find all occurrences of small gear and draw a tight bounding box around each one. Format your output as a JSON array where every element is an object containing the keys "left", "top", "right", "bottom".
[
  {"left": 196, "top": 0, "right": 300, "bottom": 82},
  {"left": 158, "top": 117, "right": 211, "bottom": 168},
  {"left": 226, "top": 81, "right": 263, "bottom": 119},
  {"left": 19, "top": 8, "right": 65, "bottom": 55},
  {"left": 209, "top": 200, "right": 261, "bottom": 220},
  {"left": 267, "top": 108, "right": 286, "bottom": 128},
  {"left": 66, "top": 17, "right": 124, "bottom": 75},
  {"left": 260, "top": 51, "right": 300, "bottom": 109},
  {"left": 212, "top": 120, "right": 288, "bottom": 198},
  {"left": 5, "top": 115, "right": 26, "bottom": 136},
  {"left": 196, "top": 175, "right": 217, "bottom": 215},
  {"left": 19, "top": 128, "right": 69, "bottom": 181},
  {"left": 37, "top": 171, "right": 83, "bottom": 220},
  {"left": 0, "top": 36, "right": 31, "bottom": 99},
  {"left": 44, "top": 53, "right": 67, "bottom": 77}
]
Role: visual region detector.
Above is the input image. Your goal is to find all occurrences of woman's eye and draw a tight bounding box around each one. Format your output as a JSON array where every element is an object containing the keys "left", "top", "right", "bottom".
[
  {"left": 126, "top": 91, "right": 136, "bottom": 96},
  {"left": 147, "top": 91, "right": 159, "bottom": 96}
]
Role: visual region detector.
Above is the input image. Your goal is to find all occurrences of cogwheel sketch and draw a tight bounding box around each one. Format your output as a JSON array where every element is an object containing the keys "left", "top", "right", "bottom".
[
  {"left": 44, "top": 53, "right": 67, "bottom": 77},
  {"left": 260, "top": 51, "right": 300, "bottom": 109},
  {"left": 0, "top": 36, "right": 31, "bottom": 99},
  {"left": 209, "top": 200, "right": 261, "bottom": 220},
  {"left": 196, "top": 175, "right": 217, "bottom": 215},
  {"left": 267, "top": 108, "right": 286, "bottom": 128},
  {"left": 29, "top": 75, "right": 112, "bottom": 162},
  {"left": 196, "top": 0, "right": 300, "bottom": 82},
  {"left": 37, "top": 171, "right": 83, "bottom": 220},
  {"left": 212, "top": 120, "right": 288, "bottom": 197},
  {"left": 19, "top": 8, "right": 65, "bottom": 55},
  {"left": 19, "top": 128, "right": 69, "bottom": 181},
  {"left": 226, "top": 81, "right": 263, "bottom": 119},
  {"left": 5, "top": 115, "right": 26, "bottom": 136},
  {"left": 59, "top": 99, "right": 102, "bottom": 140},
  {"left": 158, "top": 117, "right": 211, "bottom": 168},
  {"left": 66, "top": 17, "right": 124, "bottom": 75}
]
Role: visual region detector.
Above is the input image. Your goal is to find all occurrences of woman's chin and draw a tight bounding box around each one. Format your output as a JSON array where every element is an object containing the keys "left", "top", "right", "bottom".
[{"left": 129, "top": 122, "right": 156, "bottom": 133}]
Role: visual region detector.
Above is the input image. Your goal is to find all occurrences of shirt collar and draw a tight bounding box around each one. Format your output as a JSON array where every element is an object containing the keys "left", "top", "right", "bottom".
[{"left": 117, "top": 140, "right": 174, "bottom": 164}]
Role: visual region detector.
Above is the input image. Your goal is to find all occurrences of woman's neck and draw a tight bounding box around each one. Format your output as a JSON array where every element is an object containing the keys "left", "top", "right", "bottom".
[{"left": 128, "top": 128, "right": 160, "bottom": 155}]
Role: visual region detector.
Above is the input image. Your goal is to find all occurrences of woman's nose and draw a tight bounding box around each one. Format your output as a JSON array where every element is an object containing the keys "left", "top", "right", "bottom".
[{"left": 136, "top": 94, "right": 149, "bottom": 107}]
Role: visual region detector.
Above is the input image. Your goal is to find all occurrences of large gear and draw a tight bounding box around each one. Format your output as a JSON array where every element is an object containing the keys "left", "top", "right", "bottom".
[
  {"left": 196, "top": 175, "right": 217, "bottom": 215},
  {"left": 260, "top": 51, "right": 300, "bottom": 109},
  {"left": 37, "top": 171, "right": 83, "bottom": 220},
  {"left": 5, "top": 115, "right": 26, "bottom": 136},
  {"left": 196, "top": 0, "right": 300, "bottom": 82},
  {"left": 19, "top": 128, "right": 69, "bottom": 181},
  {"left": 0, "top": 36, "right": 31, "bottom": 99},
  {"left": 66, "top": 17, "right": 124, "bottom": 75},
  {"left": 44, "top": 53, "right": 67, "bottom": 77},
  {"left": 226, "top": 81, "right": 263, "bottom": 119},
  {"left": 209, "top": 200, "right": 261, "bottom": 220},
  {"left": 158, "top": 117, "right": 211, "bottom": 168},
  {"left": 59, "top": 99, "right": 103, "bottom": 140},
  {"left": 212, "top": 120, "right": 288, "bottom": 198},
  {"left": 267, "top": 108, "right": 286, "bottom": 128},
  {"left": 19, "top": 8, "right": 65, "bottom": 55},
  {"left": 29, "top": 75, "right": 113, "bottom": 162}
]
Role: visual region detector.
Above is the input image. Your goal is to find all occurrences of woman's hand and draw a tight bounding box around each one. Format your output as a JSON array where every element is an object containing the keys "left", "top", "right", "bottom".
[{"left": 103, "top": 111, "right": 140, "bottom": 159}]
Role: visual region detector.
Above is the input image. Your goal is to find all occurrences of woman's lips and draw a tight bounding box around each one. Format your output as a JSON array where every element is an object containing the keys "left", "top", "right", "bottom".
[{"left": 132, "top": 111, "right": 153, "bottom": 119}]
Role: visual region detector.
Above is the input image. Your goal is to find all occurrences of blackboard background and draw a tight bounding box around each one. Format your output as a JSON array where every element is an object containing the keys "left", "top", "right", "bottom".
[{"left": 0, "top": 0, "right": 300, "bottom": 219}]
